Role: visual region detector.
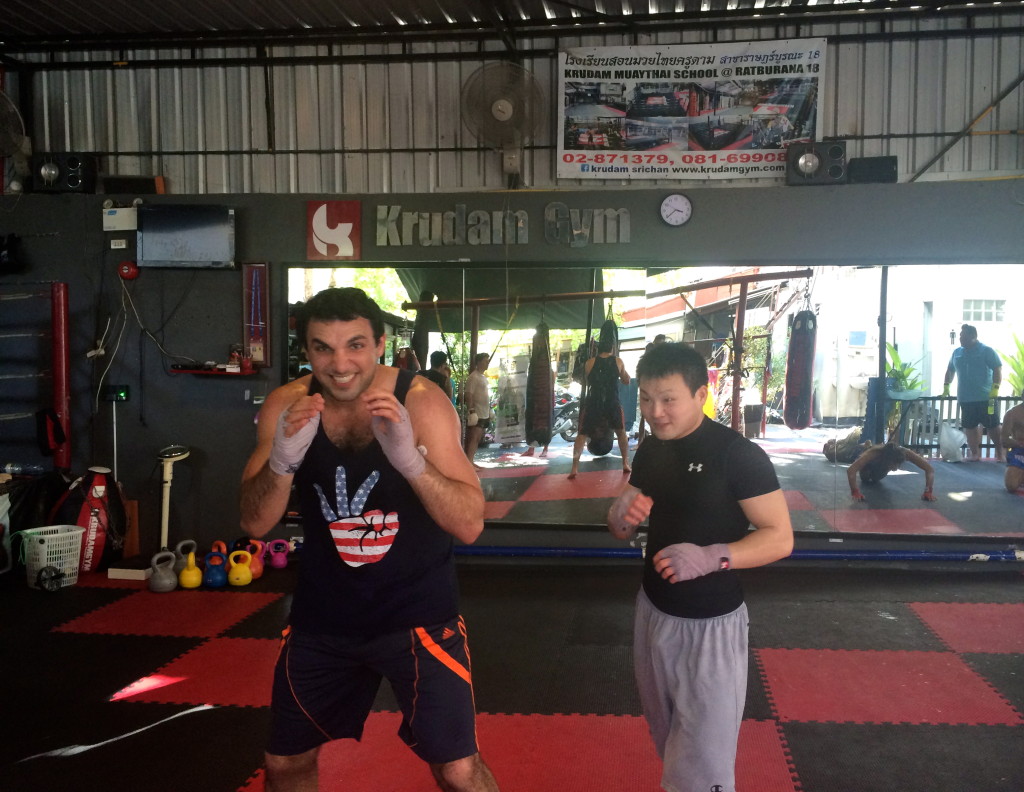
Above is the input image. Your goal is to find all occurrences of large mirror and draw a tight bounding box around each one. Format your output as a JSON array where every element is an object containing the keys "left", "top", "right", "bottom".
[{"left": 286, "top": 263, "right": 1022, "bottom": 539}]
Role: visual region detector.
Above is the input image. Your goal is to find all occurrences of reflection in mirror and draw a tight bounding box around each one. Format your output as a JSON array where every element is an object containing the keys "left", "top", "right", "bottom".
[
  {"left": 285, "top": 263, "right": 1020, "bottom": 538},
  {"left": 286, "top": 265, "right": 647, "bottom": 528},
  {"left": 641, "top": 263, "right": 1022, "bottom": 539}
]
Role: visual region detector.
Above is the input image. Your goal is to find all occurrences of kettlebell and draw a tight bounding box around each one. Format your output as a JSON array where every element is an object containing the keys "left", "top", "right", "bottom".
[
  {"left": 228, "top": 550, "right": 253, "bottom": 587},
  {"left": 203, "top": 551, "right": 228, "bottom": 588},
  {"left": 268, "top": 539, "right": 290, "bottom": 569},
  {"left": 149, "top": 550, "right": 178, "bottom": 593},
  {"left": 210, "top": 540, "right": 228, "bottom": 557},
  {"left": 178, "top": 551, "right": 202, "bottom": 589},
  {"left": 174, "top": 539, "right": 198, "bottom": 574},
  {"left": 247, "top": 540, "right": 266, "bottom": 580}
]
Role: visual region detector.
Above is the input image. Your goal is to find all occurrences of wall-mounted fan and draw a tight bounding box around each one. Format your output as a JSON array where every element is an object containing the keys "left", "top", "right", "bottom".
[
  {"left": 460, "top": 62, "right": 544, "bottom": 178},
  {"left": 0, "top": 90, "right": 32, "bottom": 193}
]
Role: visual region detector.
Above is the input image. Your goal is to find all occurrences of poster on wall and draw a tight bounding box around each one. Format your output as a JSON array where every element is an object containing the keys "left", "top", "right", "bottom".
[{"left": 557, "top": 38, "right": 826, "bottom": 181}]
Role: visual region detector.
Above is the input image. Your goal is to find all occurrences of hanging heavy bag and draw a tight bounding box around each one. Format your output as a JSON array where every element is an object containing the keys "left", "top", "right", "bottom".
[
  {"left": 525, "top": 323, "right": 554, "bottom": 447},
  {"left": 49, "top": 466, "right": 126, "bottom": 573},
  {"left": 784, "top": 310, "right": 817, "bottom": 430}
]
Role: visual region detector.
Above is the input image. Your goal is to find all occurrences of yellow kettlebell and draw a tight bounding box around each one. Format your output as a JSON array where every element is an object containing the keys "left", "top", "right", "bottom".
[
  {"left": 178, "top": 551, "right": 202, "bottom": 589},
  {"left": 228, "top": 550, "right": 253, "bottom": 587}
]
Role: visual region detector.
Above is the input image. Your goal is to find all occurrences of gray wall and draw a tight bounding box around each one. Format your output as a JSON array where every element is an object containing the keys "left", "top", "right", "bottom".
[{"left": 2, "top": 179, "right": 1022, "bottom": 553}]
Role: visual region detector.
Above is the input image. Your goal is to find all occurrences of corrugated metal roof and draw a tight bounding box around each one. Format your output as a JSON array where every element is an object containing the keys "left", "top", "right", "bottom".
[{"left": 0, "top": 1, "right": 1004, "bottom": 52}]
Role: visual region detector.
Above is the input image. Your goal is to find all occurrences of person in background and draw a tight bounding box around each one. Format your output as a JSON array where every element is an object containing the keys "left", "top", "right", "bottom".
[
  {"left": 1001, "top": 396, "right": 1024, "bottom": 492},
  {"left": 568, "top": 332, "right": 632, "bottom": 479},
  {"left": 846, "top": 441, "right": 937, "bottom": 502},
  {"left": 606, "top": 342, "right": 792, "bottom": 792},
  {"left": 463, "top": 353, "right": 492, "bottom": 468},
  {"left": 239, "top": 287, "right": 499, "bottom": 792},
  {"left": 418, "top": 350, "right": 454, "bottom": 403},
  {"left": 944, "top": 324, "right": 1004, "bottom": 461}
]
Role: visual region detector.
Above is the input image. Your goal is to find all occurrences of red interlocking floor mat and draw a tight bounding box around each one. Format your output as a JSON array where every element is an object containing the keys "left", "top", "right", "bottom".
[
  {"left": 758, "top": 647, "right": 1022, "bottom": 725},
  {"left": 238, "top": 712, "right": 800, "bottom": 792},
  {"left": 112, "top": 636, "right": 280, "bottom": 706},
  {"left": 910, "top": 602, "right": 1024, "bottom": 653},
  {"left": 53, "top": 590, "right": 284, "bottom": 637},
  {"left": 820, "top": 509, "right": 963, "bottom": 534}
]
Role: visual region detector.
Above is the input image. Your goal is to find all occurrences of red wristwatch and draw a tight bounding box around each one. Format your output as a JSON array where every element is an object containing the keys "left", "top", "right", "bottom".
[{"left": 718, "top": 557, "right": 730, "bottom": 571}]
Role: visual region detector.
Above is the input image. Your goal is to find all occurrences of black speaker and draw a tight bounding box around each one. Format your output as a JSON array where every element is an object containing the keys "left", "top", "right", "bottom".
[
  {"left": 31, "top": 153, "right": 99, "bottom": 193},
  {"left": 785, "top": 141, "right": 847, "bottom": 186},
  {"left": 848, "top": 155, "right": 898, "bottom": 184}
]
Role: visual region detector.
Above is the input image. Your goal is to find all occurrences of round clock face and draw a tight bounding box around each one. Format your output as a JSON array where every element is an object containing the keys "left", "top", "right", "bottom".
[{"left": 660, "top": 194, "right": 692, "bottom": 226}]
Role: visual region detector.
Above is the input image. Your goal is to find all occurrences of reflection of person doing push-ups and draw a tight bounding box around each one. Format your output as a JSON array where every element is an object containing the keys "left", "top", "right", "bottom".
[
  {"left": 846, "top": 442, "right": 936, "bottom": 502},
  {"left": 1001, "top": 400, "right": 1024, "bottom": 493}
]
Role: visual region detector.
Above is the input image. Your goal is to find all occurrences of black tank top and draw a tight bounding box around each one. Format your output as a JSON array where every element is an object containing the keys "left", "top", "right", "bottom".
[{"left": 290, "top": 369, "right": 459, "bottom": 635}]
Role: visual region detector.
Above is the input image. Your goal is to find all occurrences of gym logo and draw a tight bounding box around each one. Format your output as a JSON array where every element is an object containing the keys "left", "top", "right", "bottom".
[
  {"left": 688, "top": 463, "right": 703, "bottom": 472},
  {"left": 307, "top": 200, "right": 362, "bottom": 260},
  {"left": 315, "top": 466, "right": 398, "bottom": 567}
]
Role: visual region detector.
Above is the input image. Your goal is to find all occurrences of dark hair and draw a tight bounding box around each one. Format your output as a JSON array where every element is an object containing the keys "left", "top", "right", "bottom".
[
  {"left": 653, "top": 333, "right": 668, "bottom": 344},
  {"left": 597, "top": 319, "right": 618, "bottom": 354},
  {"left": 474, "top": 352, "right": 490, "bottom": 365},
  {"left": 960, "top": 324, "right": 978, "bottom": 340},
  {"left": 636, "top": 342, "right": 708, "bottom": 393},
  {"left": 878, "top": 442, "right": 907, "bottom": 468},
  {"left": 295, "top": 287, "right": 385, "bottom": 349},
  {"left": 430, "top": 350, "right": 448, "bottom": 367}
]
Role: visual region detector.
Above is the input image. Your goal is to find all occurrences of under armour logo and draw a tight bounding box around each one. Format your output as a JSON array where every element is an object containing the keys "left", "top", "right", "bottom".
[
  {"left": 311, "top": 203, "right": 355, "bottom": 257},
  {"left": 688, "top": 463, "right": 703, "bottom": 472}
]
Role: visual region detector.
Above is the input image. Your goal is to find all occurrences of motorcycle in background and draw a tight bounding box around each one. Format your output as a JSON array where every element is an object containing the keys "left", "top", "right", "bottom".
[{"left": 552, "top": 391, "right": 579, "bottom": 441}]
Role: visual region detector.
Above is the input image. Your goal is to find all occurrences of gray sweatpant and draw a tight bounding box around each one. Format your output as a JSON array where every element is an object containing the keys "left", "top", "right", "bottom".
[{"left": 634, "top": 589, "right": 748, "bottom": 792}]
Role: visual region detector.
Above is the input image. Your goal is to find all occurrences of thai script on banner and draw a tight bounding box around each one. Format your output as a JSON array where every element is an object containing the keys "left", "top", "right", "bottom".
[{"left": 557, "top": 39, "right": 827, "bottom": 181}]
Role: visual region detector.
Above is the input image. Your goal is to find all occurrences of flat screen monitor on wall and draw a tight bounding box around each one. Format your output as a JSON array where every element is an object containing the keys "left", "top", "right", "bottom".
[{"left": 137, "top": 205, "right": 235, "bottom": 269}]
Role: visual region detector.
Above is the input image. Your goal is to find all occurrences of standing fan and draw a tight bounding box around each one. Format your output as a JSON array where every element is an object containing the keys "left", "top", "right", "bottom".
[
  {"left": 460, "top": 62, "right": 544, "bottom": 177},
  {"left": 0, "top": 91, "right": 32, "bottom": 193}
]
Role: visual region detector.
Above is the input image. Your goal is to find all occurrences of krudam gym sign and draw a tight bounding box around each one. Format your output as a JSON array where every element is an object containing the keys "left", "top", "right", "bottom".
[{"left": 306, "top": 199, "right": 632, "bottom": 261}]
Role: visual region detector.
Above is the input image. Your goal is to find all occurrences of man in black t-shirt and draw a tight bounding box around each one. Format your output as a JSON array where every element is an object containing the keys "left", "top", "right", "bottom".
[
  {"left": 607, "top": 342, "right": 792, "bottom": 792},
  {"left": 417, "top": 350, "right": 454, "bottom": 402}
]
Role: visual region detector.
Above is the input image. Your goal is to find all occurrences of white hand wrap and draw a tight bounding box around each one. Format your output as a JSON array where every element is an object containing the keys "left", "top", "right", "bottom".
[{"left": 268, "top": 411, "right": 320, "bottom": 476}]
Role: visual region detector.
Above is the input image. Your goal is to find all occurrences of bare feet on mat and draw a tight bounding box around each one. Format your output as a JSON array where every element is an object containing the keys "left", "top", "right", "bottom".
[{"left": 521, "top": 447, "right": 535, "bottom": 457}]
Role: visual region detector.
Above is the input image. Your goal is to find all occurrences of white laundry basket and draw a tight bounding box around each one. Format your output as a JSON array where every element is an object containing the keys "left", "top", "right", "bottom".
[{"left": 21, "top": 525, "right": 85, "bottom": 589}]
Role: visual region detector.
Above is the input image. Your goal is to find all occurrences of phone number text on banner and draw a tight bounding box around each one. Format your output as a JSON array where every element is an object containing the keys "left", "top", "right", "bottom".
[{"left": 558, "top": 38, "right": 827, "bottom": 180}]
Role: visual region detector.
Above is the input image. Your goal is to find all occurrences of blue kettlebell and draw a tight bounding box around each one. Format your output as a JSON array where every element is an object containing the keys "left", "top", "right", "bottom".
[{"left": 202, "top": 551, "right": 228, "bottom": 588}]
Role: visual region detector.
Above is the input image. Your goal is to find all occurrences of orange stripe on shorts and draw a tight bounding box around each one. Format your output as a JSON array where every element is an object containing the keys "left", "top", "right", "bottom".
[{"left": 414, "top": 626, "right": 472, "bottom": 685}]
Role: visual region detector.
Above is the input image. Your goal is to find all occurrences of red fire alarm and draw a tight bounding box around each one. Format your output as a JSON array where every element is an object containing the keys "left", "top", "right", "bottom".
[{"left": 118, "top": 260, "right": 140, "bottom": 280}]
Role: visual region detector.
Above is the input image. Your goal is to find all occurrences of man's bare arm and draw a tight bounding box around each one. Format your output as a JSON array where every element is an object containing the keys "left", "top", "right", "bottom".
[
  {"left": 728, "top": 490, "right": 794, "bottom": 569},
  {"left": 387, "top": 381, "right": 485, "bottom": 544},
  {"left": 239, "top": 379, "right": 316, "bottom": 537}
]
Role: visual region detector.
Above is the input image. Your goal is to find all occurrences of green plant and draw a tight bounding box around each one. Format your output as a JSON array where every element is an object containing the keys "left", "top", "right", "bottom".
[
  {"left": 885, "top": 343, "right": 924, "bottom": 439},
  {"left": 1000, "top": 334, "right": 1024, "bottom": 396},
  {"left": 885, "top": 343, "right": 924, "bottom": 392}
]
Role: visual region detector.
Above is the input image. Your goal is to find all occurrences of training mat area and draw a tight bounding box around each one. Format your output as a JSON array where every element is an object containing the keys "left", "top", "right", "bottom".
[{"left": 2, "top": 560, "right": 1022, "bottom": 792}]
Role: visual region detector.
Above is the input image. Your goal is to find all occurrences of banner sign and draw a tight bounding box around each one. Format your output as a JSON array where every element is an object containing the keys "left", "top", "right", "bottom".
[{"left": 557, "top": 38, "right": 827, "bottom": 181}]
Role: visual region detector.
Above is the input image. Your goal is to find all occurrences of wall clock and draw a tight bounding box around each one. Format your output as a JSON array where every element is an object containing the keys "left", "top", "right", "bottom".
[{"left": 660, "top": 194, "right": 692, "bottom": 226}]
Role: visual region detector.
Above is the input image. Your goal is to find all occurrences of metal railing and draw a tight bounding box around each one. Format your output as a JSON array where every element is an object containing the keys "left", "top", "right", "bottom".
[{"left": 896, "top": 395, "right": 1016, "bottom": 459}]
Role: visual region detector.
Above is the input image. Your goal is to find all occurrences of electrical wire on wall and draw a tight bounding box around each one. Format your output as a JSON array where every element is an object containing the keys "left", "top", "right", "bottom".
[{"left": 90, "top": 274, "right": 200, "bottom": 422}]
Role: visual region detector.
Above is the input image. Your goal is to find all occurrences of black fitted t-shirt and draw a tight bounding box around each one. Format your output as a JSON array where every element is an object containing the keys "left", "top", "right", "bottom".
[
  {"left": 630, "top": 417, "right": 781, "bottom": 618},
  {"left": 290, "top": 369, "right": 459, "bottom": 636}
]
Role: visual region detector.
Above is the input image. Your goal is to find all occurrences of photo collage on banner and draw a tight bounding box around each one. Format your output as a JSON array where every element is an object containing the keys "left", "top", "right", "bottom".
[{"left": 558, "top": 38, "right": 827, "bottom": 180}]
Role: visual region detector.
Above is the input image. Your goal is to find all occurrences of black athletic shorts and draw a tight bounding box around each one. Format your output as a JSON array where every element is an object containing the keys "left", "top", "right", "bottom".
[
  {"left": 268, "top": 617, "right": 480, "bottom": 763},
  {"left": 960, "top": 401, "right": 999, "bottom": 430}
]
